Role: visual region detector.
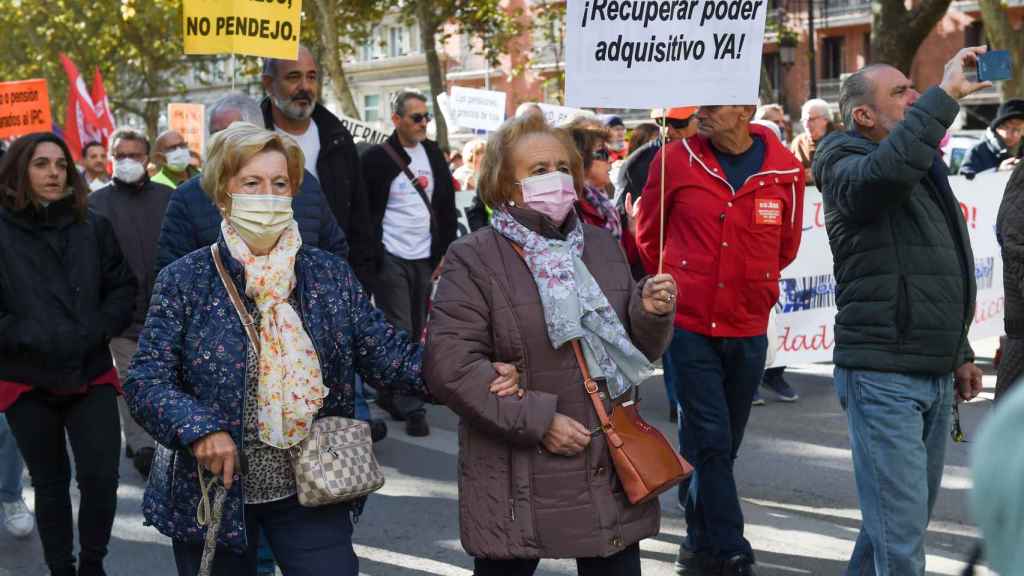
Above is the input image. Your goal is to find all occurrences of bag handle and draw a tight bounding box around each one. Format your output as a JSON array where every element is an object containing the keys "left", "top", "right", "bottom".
[
  {"left": 210, "top": 244, "right": 260, "bottom": 356},
  {"left": 505, "top": 240, "right": 624, "bottom": 449},
  {"left": 382, "top": 141, "right": 439, "bottom": 232}
]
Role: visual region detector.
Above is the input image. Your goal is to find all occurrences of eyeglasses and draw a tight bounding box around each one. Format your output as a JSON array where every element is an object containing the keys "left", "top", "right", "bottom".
[
  {"left": 592, "top": 148, "right": 610, "bottom": 162},
  {"left": 407, "top": 112, "right": 431, "bottom": 124},
  {"left": 665, "top": 118, "right": 691, "bottom": 130}
]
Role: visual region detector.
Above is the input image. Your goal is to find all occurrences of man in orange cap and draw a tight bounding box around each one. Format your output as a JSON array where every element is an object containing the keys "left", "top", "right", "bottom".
[{"left": 617, "top": 107, "right": 697, "bottom": 209}]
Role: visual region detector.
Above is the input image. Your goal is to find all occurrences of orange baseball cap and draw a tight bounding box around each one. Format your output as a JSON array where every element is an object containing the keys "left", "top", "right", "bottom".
[{"left": 651, "top": 107, "right": 697, "bottom": 120}]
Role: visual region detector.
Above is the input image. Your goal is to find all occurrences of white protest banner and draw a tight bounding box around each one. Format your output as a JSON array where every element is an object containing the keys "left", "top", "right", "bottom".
[
  {"left": 338, "top": 116, "right": 389, "bottom": 144},
  {"left": 566, "top": 0, "right": 768, "bottom": 108},
  {"left": 449, "top": 86, "right": 507, "bottom": 132},
  {"left": 770, "top": 171, "right": 1009, "bottom": 366},
  {"left": 516, "top": 102, "right": 594, "bottom": 127}
]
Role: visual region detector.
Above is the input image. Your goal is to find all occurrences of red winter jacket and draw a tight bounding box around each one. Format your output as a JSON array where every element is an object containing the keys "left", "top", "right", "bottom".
[{"left": 636, "top": 124, "right": 805, "bottom": 338}]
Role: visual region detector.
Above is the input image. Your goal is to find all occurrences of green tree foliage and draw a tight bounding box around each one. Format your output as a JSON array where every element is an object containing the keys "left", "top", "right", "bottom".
[{"left": 0, "top": 0, "right": 217, "bottom": 140}]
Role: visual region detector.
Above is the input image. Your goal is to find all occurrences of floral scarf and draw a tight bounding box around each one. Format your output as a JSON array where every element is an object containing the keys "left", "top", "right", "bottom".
[
  {"left": 582, "top": 184, "right": 622, "bottom": 239},
  {"left": 490, "top": 209, "right": 653, "bottom": 400},
  {"left": 222, "top": 220, "right": 328, "bottom": 449}
]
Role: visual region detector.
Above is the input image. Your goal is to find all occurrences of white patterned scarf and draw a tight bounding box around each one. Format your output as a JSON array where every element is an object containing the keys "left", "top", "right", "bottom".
[
  {"left": 221, "top": 220, "right": 328, "bottom": 449},
  {"left": 490, "top": 209, "right": 653, "bottom": 399}
]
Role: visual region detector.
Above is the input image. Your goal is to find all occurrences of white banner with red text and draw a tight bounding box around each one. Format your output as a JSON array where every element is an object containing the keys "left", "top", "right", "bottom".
[{"left": 773, "top": 170, "right": 1010, "bottom": 366}]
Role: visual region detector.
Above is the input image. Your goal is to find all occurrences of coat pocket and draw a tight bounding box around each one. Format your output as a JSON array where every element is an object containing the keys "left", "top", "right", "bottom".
[{"left": 897, "top": 275, "right": 912, "bottom": 338}]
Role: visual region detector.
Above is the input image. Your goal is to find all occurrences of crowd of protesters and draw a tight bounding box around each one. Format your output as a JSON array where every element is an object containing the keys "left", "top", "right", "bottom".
[{"left": 1, "top": 42, "right": 1024, "bottom": 576}]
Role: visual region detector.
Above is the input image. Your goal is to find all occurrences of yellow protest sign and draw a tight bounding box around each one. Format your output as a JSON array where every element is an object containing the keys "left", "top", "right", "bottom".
[
  {"left": 183, "top": 0, "right": 301, "bottom": 60},
  {"left": 167, "top": 103, "right": 205, "bottom": 158}
]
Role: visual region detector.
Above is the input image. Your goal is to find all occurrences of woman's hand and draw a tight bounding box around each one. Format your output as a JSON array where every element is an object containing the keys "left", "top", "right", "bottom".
[
  {"left": 624, "top": 192, "right": 639, "bottom": 235},
  {"left": 642, "top": 274, "right": 677, "bottom": 316},
  {"left": 542, "top": 413, "right": 591, "bottom": 456},
  {"left": 192, "top": 431, "right": 238, "bottom": 489},
  {"left": 489, "top": 362, "right": 523, "bottom": 398}
]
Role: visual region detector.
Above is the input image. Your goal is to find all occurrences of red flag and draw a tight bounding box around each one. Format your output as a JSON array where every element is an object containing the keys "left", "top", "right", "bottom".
[
  {"left": 90, "top": 67, "right": 115, "bottom": 147},
  {"left": 60, "top": 53, "right": 101, "bottom": 161}
]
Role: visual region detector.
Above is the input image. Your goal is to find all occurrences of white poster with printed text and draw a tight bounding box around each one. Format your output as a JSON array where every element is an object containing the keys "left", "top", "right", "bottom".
[
  {"left": 771, "top": 171, "right": 1009, "bottom": 366},
  {"left": 450, "top": 86, "right": 507, "bottom": 132},
  {"left": 566, "top": 0, "right": 769, "bottom": 108}
]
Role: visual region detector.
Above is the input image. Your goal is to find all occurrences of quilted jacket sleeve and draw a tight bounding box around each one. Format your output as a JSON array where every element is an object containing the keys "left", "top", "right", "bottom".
[
  {"left": 423, "top": 242, "right": 558, "bottom": 447},
  {"left": 124, "top": 265, "right": 230, "bottom": 450},
  {"left": 155, "top": 183, "right": 197, "bottom": 275},
  {"left": 813, "top": 87, "right": 960, "bottom": 224}
]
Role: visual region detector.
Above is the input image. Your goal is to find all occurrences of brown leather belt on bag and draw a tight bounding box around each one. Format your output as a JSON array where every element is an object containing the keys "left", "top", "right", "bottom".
[{"left": 506, "top": 239, "right": 693, "bottom": 504}]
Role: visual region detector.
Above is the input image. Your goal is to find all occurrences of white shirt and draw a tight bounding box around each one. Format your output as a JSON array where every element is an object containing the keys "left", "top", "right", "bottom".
[
  {"left": 87, "top": 176, "right": 110, "bottom": 192},
  {"left": 276, "top": 122, "right": 320, "bottom": 181},
  {"left": 382, "top": 143, "right": 434, "bottom": 260}
]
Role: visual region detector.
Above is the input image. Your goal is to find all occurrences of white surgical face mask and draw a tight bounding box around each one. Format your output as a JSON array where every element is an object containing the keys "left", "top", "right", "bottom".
[
  {"left": 113, "top": 158, "right": 146, "bottom": 184},
  {"left": 519, "top": 171, "right": 577, "bottom": 225},
  {"left": 165, "top": 147, "right": 191, "bottom": 172},
  {"left": 228, "top": 194, "right": 294, "bottom": 253}
]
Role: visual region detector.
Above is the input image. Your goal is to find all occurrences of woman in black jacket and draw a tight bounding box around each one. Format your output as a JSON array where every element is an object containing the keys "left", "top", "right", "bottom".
[{"left": 0, "top": 132, "right": 136, "bottom": 576}]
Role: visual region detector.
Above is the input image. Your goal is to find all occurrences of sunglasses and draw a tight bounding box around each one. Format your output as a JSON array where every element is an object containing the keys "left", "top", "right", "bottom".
[
  {"left": 592, "top": 148, "right": 610, "bottom": 162},
  {"left": 407, "top": 112, "right": 432, "bottom": 124},
  {"left": 665, "top": 118, "right": 691, "bottom": 130}
]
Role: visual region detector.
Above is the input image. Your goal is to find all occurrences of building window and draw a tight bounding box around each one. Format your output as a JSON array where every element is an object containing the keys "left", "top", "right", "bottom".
[
  {"left": 863, "top": 32, "right": 871, "bottom": 65},
  {"left": 388, "top": 26, "right": 406, "bottom": 58},
  {"left": 364, "top": 94, "right": 380, "bottom": 123},
  {"left": 965, "top": 22, "right": 984, "bottom": 47},
  {"left": 763, "top": 52, "right": 781, "bottom": 104},
  {"left": 822, "top": 36, "right": 845, "bottom": 79}
]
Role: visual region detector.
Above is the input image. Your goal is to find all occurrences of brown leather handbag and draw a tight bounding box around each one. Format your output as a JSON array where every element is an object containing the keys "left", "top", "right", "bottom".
[{"left": 570, "top": 340, "right": 693, "bottom": 504}]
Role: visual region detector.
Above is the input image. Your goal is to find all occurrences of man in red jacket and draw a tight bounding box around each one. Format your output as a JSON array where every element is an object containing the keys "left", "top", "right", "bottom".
[{"left": 636, "top": 105, "right": 805, "bottom": 576}]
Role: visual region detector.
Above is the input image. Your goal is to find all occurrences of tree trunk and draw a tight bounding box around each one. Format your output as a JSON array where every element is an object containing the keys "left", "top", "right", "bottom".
[
  {"left": 314, "top": 0, "right": 361, "bottom": 119},
  {"left": 144, "top": 100, "right": 160, "bottom": 142},
  {"left": 871, "top": 0, "right": 953, "bottom": 75},
  {"left": 978, "top": 0, "right": 1024, "bottom": 99},
  {"left": 416, "top": 0, "right": 449, "bottom": 151}
]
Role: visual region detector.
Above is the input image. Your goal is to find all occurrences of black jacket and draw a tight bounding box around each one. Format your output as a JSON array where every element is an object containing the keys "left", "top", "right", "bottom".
[
  {"left": 813, "top": 87, "right": 976, "bottom": 375},
  {"left": 0, "top": 196, "right": 136, "bottom": 391},
  {"left": 361, "top": 131, "right": 458, "bottom": 268},
  {"left": 996, "top": 166, "right": 1024, "bottom": 394},
  {"left": 89, "top": 177, "right": 173, "bottom": 339},
  {"left": 261, "top": 98, "right": 375, "bottom": 287},
  {"left": 960, "top": 128, "right": 1014, "bottom": 179}
]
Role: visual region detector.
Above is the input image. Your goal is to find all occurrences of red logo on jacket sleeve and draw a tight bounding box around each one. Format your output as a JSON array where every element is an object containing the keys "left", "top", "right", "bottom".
[{"left": 755, "top": 198, "right": 783, "bottom": 225}]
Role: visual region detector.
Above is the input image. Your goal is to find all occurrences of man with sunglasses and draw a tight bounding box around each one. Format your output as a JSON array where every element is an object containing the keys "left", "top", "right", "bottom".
[
  {"left": 360, "top": 90, "right": 458, "bottom": 438},
  {"left": 260, "top": 45, "right": 377, "bottom": 290}
]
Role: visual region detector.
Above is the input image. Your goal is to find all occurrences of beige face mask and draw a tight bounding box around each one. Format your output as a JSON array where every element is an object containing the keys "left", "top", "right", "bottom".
[{"left": 227, "top": 194, "right": 294, "bottom": 253}]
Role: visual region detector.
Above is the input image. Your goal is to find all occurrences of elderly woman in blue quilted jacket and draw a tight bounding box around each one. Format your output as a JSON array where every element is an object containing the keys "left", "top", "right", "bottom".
[{"left": 124, "top": 122, "right": 518, "bottom": 576}]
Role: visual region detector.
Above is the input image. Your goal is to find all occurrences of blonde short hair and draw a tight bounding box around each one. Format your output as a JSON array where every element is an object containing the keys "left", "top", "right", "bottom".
[
  {"left": 461, "top": 139, "right": 487, "bottom": 165},
  {"left": 201, "top": 122, "right": 305, "bottom": 210},
  {"left": 477, "top": 114, "right": 583, "bottom": 210}
]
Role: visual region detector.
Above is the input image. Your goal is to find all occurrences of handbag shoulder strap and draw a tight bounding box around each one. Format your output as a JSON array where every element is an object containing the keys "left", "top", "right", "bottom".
[
  {"left": 382, "top": 141, "right": 438, "bottom": 227},
  {"left": 505, "top": 240, "right": 624, "bottom": 449},
  {"left": 210, "top": 244, "right": 261, "bottom": 356}
]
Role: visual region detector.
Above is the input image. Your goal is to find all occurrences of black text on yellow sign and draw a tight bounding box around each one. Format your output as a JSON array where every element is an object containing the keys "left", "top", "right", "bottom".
[{"left": 183, "top": 0, "right": 302, "bottom": 60}]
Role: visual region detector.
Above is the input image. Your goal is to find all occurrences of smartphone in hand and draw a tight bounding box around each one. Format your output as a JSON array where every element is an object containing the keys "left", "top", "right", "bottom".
[{"left": 978, "top": 50, "right": 1012, "bottom": 83}]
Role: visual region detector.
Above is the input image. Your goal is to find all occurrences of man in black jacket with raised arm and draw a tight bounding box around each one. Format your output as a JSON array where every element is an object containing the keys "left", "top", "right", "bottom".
[{"left": 813, "top": 48, "right": 989, "bottom": 576}]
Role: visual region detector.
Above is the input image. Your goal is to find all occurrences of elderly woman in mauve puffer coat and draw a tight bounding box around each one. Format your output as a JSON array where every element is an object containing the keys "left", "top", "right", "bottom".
[
  {"left": 424, "top": 113, "right": 678, "bottom": 576},
  {"left": 124, "top": 122, "right": 519, "bottom": 576}
]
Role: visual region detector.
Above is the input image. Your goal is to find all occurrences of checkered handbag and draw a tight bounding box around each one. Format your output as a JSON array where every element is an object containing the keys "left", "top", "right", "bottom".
[{"left": 289, "top": 416, "right": 385, "bottom": 507}]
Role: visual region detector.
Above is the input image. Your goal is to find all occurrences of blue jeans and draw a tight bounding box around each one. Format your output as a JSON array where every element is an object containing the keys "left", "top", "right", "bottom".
[
  {"left": 663, "top": 345, "right": 693, "bottom": 513},
  {"left": 354, "top": 375, "right": 370, "bottom": 421},
  {"left": 0, "top": 414, "right": 25, "bottom": 503},
  {"left": 833, "top": 368, "right": 953, "bottom": 576},
  {"left": 671, "top": 328, "right": 767, "bottom": 560},
  {"left": 172, "top": 496, "right": 357, "bottom": 576}
]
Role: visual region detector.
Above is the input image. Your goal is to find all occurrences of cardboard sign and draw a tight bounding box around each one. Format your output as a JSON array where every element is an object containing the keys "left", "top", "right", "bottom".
[
  {"left": 516, "top": 102, "right": 594, "bottom": 127},
  {"left": 167, "top": 103, "right": 205, "bottom": 157},
  {"left": 0, "top": 79, "right": 53, "bottom": 139},
  {"left": 449, "top": 86, "right": 507, "bottom": 132},
  {"left": 566, "top": 0, "right": 769, "bottom": 107},
  {"left": 183, "top": 0, "right": 302, "bottom": 60}
]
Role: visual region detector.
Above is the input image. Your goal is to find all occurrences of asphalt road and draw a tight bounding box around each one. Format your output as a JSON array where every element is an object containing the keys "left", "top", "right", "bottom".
[{"left": 0, "top": 341, "right": 1001, "bottom": 576}]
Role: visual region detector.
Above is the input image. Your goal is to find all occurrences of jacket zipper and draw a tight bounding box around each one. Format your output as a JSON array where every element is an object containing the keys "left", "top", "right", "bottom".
[{"left": 681, "top": 139, "right": 801, "bottom": 197}]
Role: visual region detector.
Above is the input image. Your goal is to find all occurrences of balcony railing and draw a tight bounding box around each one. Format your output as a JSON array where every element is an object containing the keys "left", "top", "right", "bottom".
[{"left": 819, "top": 0, "right": 870, "bottom": 18}]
